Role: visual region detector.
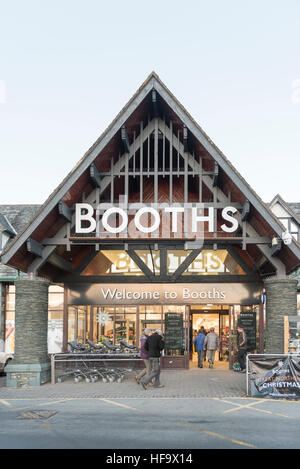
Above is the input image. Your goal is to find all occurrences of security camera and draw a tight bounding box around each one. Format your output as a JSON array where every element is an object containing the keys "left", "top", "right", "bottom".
[{"left": 282, "top": 231, "right": 293, "bottom": 245}]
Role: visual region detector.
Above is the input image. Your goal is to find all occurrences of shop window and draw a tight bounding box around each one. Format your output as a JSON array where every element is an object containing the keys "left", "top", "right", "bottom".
[
  {"left": 67, "top": 306, "right": 90, "bottom": 344},
  {"left": 115, "top": 307, "right": 137, "bottom": 346},
  {"left": 48, "top": 285, "right": 64, "bottom": 353},
  {"left": 48, "top": 311, "right": 63, "bottom": 353},
  {"left": 68, "top": 307, "right": 76, "bottom": 343},
  {"left": 48, "top": 292, "right": 64, "bottom": 310},
  {"left": 167, "top": 249, "right": 246, "bottom": 275},
  {"left": 68, "top": 306, "right": 137, "bottom": 347},
  {"left": 139, "top": 305, "right": 162, "bottom": 340},
  {"left": 92, "top": 306, "right": 114, "bottom": 344},
  {"left": 81, "top": 250, "right": 144, "bottom": 276},
  {"left": 135, "top": 250, "right": 160, "bottom": 275}
]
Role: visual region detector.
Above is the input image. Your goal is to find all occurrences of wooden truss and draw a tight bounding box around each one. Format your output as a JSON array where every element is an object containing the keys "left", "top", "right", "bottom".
[{"left": 25, "top": 115, "right": 286, "bottom": 279}]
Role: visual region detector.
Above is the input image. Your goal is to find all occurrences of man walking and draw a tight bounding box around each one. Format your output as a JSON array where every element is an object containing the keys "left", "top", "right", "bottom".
[
  {"left": 204, "top": 327, "right": 220, "bottom": 369},
  {"left": 193, "top": 329, "right": 206, "bottom": 368},
  {"left": 140, "top": 329, "right": 165, "bottom": 389},
  {"left": 237, "top": 325, "right": 247, "bottom": 373},
  {"left": 135, "top": 328, "right": 152, "bottom": 385}
]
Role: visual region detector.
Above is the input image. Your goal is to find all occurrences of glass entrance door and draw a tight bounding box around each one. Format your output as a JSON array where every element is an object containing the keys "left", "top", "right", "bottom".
[{"left": 190, "top": 305, "right": 230, "bottom": 369}]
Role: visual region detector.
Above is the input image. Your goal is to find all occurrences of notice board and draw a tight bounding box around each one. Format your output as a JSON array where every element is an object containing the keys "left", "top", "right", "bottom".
[
  {"left": 239, "top": 311, "right": 257, "bottom": 352},
  {"left": 165, "top": 313, "right": 183, "bottom": 350}
]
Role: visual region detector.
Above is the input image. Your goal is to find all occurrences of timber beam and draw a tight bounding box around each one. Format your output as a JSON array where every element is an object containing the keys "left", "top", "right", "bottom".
[
  {"left": 89, "top": 163, "right": 102, "bottom": 189},
  {"left": 152, "top": 90, "right": 160, "bottom": 117},
  {"left": 26, "top": 238, "right": 43, "bottom": 257},
  {"left": 47, "top": 253, "right": 73, "bottom": 273},
  {"left": 183, "top": 125, "right": 188, "bottom": 153},
  {"left": 256, "top": 255, "right": 267, "bottom": 269},
  {"left": 127, "top": 250, "right": 155, "bottom": 280},
  {"left": 58, "top": 200, "right": 72, "bottom": 222},
  {"left": 121, "top": 125, "right": 130, "bottom": 154},
  {"left": 41, "top": 236, "right": 271, "bottom": 246},
  {"left": 172, "top": 249, "right": 202, "bottom": 280},
  {"left": 212, "top": 162, "right": 219, "bottom": 187},
  {"left": 270, "top": 239, "right": 282, "bottom": 257},
  {"left": 242, "top": 199, "right": 251, "bottom": 222}
]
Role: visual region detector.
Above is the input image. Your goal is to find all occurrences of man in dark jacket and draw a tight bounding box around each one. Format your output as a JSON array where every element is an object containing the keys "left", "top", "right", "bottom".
[
  {"left": 237, "top": 325, "right": 247, "bottom": 372},
  {"left": 140, "top": 329, "right": 165, "bottom": 389}
]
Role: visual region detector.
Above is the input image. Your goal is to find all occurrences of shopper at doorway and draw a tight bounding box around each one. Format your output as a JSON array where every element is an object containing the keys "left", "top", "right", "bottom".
[
  {"left": 200, "top": 326, "right": 207, "bottom": 361},
  {"left": 140, "top": 329, "right": 165, "bottom": 389},
  {"left": 135, "top": 328, "right": 153, "bottom": 385},
  {"left": 193, "top": 329, "right": 206, "bottom": 368},
  {"left": 204, "top": 327, "right": 220, "bottom": 369},
  {"left": 237, "top": 325, "right": 247, "bottom": 373}
]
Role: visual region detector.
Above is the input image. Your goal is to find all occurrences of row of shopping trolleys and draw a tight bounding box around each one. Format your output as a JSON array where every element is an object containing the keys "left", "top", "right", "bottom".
[
  {"left": 68, "top": 339, "right": 139, "bottom": 354},
  {"left": 55, "top": 340, "right": 139, "bottom": 383},
  {"left": 56, "top": 365, "right": 133, "bottom": 384}
]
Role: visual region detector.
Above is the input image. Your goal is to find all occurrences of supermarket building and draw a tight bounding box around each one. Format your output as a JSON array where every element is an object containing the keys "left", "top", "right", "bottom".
[{"left": 1, "top": 72, "right": 300, "bottom": 386}]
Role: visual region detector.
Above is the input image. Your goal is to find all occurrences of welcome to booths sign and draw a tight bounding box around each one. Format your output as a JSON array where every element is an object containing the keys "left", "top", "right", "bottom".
[
  {"left": 68, "top": 283, "right": 261, "bottom": 306},
  {"left": 248, "top": 355, "right": 300, "bottom": 399}
]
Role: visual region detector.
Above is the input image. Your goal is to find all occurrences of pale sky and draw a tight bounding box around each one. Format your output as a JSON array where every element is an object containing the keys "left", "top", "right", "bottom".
[{"left": 0, "top": 0, "right": 300, "bottom": 205}]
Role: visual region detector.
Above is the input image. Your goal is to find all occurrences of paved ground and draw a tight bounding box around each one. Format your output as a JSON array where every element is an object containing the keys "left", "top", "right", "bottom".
[
  {"left": 0, "top": 367, "right": 247, "bottom": 398},
  {"left": 1, "top": 396, "right": 300, "bottom": 450},
  {"left": 1, "top": 368, "right": 300, "bottom": 450}
]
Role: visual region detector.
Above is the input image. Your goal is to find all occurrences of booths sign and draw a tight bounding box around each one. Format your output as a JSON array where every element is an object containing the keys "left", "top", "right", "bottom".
[{"left": 75, "top": 202, "right": 239, "bottom": 235}]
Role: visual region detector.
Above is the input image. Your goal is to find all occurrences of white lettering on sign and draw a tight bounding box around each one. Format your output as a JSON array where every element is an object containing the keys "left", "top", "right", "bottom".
[
  {"left": 221, "top": 206, "right": 239, "bottom": 233},
  {"left": 182, "top": 287, "right": 226, "bottom": 300},
  {"left": 75, "top": 201, "right": 239, "bottom": 235},
  {"left": 100, "top": 287, "right": 226, "bottom": 301},
  {"left": 102, "top": 207, "right": 128, "bottom": 233},
  {"left": 101, "top": 287, "right": 160, "bottom": 301},
  {"left": 68, "top": 282, "right": 261, "bottom": 306},
  {"left": 75, "top": 203, "right": 96, "bottom": 233}
]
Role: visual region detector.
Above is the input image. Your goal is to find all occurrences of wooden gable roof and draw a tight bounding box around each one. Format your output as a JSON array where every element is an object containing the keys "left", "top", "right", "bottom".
[{"left": 1, "top": 72, "right": 300, "bottom": 280}]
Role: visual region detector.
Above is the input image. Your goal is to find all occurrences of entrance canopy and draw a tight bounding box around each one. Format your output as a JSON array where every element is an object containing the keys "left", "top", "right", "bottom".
[{"left": 2, "top": 72, "right": 300, "bottom": 282}]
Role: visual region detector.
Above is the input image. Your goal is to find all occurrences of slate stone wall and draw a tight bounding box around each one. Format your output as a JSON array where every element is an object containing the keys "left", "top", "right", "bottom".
[
  {"left": 13, "top": 276, "right": 49, "bottom": 364},
  {"left": 264, "top": 278, "right": 298, "bottom": 353}
]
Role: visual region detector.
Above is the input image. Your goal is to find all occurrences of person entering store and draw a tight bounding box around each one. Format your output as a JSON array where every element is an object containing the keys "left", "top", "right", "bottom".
[
  {"left": 204, "top": 327, "right": 220, "bottom": 369},
  {"left": 200, "top": 326, "right": 207, "bottom": 362},
  {"left": 193, "top": 329, "right": 206, "bottom": 368}
]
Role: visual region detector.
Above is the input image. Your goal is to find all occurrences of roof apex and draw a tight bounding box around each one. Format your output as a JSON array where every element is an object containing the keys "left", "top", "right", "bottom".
[{"left": 2, "top": 73, "right": 300, "bottom": 270}]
